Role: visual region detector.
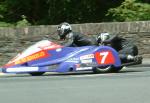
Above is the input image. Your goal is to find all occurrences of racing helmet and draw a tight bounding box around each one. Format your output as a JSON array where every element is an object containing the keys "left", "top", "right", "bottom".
[
  {"left": 97, "top": 32, "right": 110, "bottom": 43},
  {"left": 57, "top": 22, "right": 72, "bottom": 39}
]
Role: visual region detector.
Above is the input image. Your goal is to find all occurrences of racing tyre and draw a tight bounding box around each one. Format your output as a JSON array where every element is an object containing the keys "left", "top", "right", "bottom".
[
  {"left": 29, "top": 72, "right": 45, "bottom": 76},
  {"left": 111, "top": 66, "right": 123, "bottom": 73},
  {"left": 92, "top": 66, "right": 122, "bottom": 73}
]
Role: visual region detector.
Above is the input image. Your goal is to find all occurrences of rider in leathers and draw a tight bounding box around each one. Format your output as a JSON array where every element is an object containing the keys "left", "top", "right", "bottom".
[
  {"left": 57, "top": 22, "right": 142, "bottom": 63},
  {"left": 96, "top": 33, "right": 142, "bottom": 63},
  {"left": 57, "top": 22, "right": 96, "bottom": 47}
]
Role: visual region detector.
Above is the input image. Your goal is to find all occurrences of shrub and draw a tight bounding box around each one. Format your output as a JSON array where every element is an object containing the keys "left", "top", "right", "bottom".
[{"left": 106, "top": 0, "right": 150, "bottom": 21}]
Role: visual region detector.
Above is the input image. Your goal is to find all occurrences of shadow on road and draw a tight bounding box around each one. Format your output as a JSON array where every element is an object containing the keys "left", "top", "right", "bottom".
[{"left": 0, "top": 68, "right": 146, "bottom": 78}]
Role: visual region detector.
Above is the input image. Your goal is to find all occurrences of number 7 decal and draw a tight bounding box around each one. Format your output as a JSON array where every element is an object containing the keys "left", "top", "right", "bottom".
[
  {"left": 100, "top": 52, "right": 109, "bottom": 64},
  {"left": 95, "top": 51, "right": 115, "bottom": 64}
]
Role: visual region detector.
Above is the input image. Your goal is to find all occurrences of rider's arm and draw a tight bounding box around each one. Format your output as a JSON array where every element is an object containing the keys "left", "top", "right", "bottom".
[
  {"left": 63, "top": 34, "right": 74, "bottom": 47},
  {"left": 103, "top": 34, "right": 118, "bottom": 44}
]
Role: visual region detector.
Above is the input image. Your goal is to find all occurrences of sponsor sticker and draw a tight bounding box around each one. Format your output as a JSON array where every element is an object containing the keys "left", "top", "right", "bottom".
[
  {"left": 80, "top": 54, "right": 94, "bottom": 60},
  {"left": 81, "top": 59, "right": 92, "bottom": 63},
  {"left": 6, "top": 67, "right": 39, "bottom": 72},
  {"left": 76, "top": 67, "right": 92, "bottom": 70},
  {"left": 66, "top": 58, "right": 79, "bottom": 63},
  {"left": 15, "top": 51, "right": 48, "bottom": 65},
  {"left": 56, "top": 48, "right": 62, "bottom": 52}
]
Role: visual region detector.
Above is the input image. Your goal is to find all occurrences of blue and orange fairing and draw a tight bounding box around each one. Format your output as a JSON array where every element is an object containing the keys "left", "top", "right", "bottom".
[
  {"left": 3, "top": 40, "right": 63, "bottom": 68},
  {"left": 2, "top": 40, "right": 122, "bottom": 73}
]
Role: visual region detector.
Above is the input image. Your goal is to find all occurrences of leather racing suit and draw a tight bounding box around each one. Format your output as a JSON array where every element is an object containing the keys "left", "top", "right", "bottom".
[
  {"left": 102, "top": 34, "right": 138, "bottom": 63},
  {"left": 62, "top": 32, "right": 97, "bottom": 47}
]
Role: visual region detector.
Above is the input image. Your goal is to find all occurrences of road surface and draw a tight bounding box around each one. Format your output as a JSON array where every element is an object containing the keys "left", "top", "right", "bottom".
[{"left": 0, "top": 58, "right": 149, "bottom": 103}]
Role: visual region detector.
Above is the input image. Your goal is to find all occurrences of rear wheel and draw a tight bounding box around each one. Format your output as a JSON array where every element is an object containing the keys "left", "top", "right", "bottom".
[
  {"left": 29, "top": 72, "right": 45, "bottom": 76},
  {"left": 92, "top": 66, "right": 122, "bottom": 73}
]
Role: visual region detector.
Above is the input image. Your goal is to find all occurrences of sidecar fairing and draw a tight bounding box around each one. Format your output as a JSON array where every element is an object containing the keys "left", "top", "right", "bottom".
[{"left": 2, "top": 40, "right": 122, "bottom": 75}]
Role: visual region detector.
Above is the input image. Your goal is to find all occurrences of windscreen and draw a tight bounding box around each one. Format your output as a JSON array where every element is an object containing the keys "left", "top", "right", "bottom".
[{"left": 8, "top": 40, "right": 62, "bottom": 64}]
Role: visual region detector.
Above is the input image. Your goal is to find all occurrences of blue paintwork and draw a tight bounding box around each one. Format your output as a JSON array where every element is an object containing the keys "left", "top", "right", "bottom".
[{"left": 2, "top": 44, "right": 121, "bottom": 73}]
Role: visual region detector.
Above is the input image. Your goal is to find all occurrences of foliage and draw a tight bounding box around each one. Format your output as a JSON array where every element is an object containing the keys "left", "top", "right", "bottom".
[
  {"left": 106, "top": 0, "right": 150, "bottom": 21},
  {"left": 0, "top": 22, "right": 13, "bottom": 27},
  {"left": 16, "top": 15, "right": 31, "bottom": 27},
  {"left": 0, "top": 0, "right": 124, "bottom": 26},
  {"left": 0, "top": 0, "right": 150, "bottom": 26}
]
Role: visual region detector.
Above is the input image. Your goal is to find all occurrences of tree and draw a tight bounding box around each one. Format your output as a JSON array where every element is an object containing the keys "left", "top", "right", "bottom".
[
  {"left": 2, "top": 0, "right": 150, "bottom": 26},
  {"left": 106, "top": 0, "right": 150, "bottom": 21}
]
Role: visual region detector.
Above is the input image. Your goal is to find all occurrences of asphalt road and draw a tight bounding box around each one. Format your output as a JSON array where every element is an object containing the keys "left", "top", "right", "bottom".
[{"left": 0, "top": 59, "right": 150, "bottom": 103}]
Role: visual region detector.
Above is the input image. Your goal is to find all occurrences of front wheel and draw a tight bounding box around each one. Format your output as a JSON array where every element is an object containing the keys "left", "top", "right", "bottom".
[
  {"left": 92, "top": 66, "right": 122, "bottom": 73},
  {"left": 29, "top": 72, "right": 45, "bottom": 76}
]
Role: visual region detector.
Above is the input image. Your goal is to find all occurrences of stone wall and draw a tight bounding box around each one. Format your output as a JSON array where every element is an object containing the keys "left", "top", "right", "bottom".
[{"left": 0, "top": 21, "right": 150, "bottom": 66}]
